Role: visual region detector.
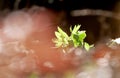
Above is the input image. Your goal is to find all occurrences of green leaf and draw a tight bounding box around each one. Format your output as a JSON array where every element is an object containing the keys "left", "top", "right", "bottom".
[
  {"left": 78, "top": 31, "right": 86, "bottom": 42},
  {"left": 53, "top": 25, "right": 94, "bottom": 51},
  {"left": 84, "top": 42, "right": 94, "bottom": 51},
  {"left": 53, "top": 26, "right": 70, "bottom": 47},
  {"left": 55, "top": 31, "right": 61, "bottom": 39},
  {"left": 55, "top": 40, "right": 63, "bottom": 47},
  {"left": 70, "top": 25, "right": 81, "bottom": 34},
  {"left": 70, "top": 25, "right": 86, "bottom": 48},
  {"left": 72, "top": 34, "right": 82, "bottom": 47},
  {"left": 58, "top": 27, "right": 69, "bottom": 38},
  {"left": 84, "top": 42, "right": 90, "bottom": 51}
]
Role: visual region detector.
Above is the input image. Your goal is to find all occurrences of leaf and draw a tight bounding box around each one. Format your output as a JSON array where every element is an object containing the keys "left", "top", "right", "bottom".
[
  {"left": 55, "top": 40, "right": 63, "bottom": 47},
  {"left": 78, "top": 31, "right": 86, "bottom": 42},
  {"left": 58, "top": 27, "right": 69, "bottom": 38},
  {"left": 55, "top": 31, "right": 61, "bottom": 39},
  {"left": 53, "top": 26, "right": 70, "bottom": 47},
  {"left": 70, "top": 25, "right": 86, "bottom": 48},
  {"left": 72, "top": 34, "right": 82, "bottom": 47},
  {"left": 70, "top": 25, "right": 81, "bottom": 34},
  {"left": 53, "top": 25, "right": 94, "bottom": 51},
  {"left": 84, "top": 42, "right": 94, "bottom": 51},
  {"left": 84, "top": 42, "right": 90, "bottom": 51}
]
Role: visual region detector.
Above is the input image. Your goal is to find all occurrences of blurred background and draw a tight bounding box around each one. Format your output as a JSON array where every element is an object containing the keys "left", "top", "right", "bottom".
[{"left": 0, "top": 0, "right": 120, "bottom": 44}]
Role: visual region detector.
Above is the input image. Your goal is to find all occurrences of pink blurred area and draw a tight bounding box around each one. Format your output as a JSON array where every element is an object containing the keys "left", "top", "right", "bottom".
[{"left": 0, "top": 6, "right": 79, "bottom": 78}]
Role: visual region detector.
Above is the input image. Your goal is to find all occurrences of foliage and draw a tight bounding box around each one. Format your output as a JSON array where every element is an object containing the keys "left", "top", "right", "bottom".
[{"left": 53, "top": 25, "right": 93, "bottom": 51}]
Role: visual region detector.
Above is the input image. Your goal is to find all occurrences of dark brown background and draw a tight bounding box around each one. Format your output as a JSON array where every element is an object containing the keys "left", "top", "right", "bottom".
[{"left": 0, "top": 0, "right": 119, "bottom": 44}]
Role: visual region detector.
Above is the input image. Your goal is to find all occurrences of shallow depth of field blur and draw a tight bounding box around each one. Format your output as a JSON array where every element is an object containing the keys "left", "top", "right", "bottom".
[
  {"left": 0, "top": 0, "right": 120, "bottom": 78},
  {"left": 0, "top": 0, "right": 119, "bottom": 43}
]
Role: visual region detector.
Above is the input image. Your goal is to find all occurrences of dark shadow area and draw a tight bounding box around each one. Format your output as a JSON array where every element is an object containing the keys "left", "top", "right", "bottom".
[{"left": 0, "top": 0, "right": 119, "bottom": 43}]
